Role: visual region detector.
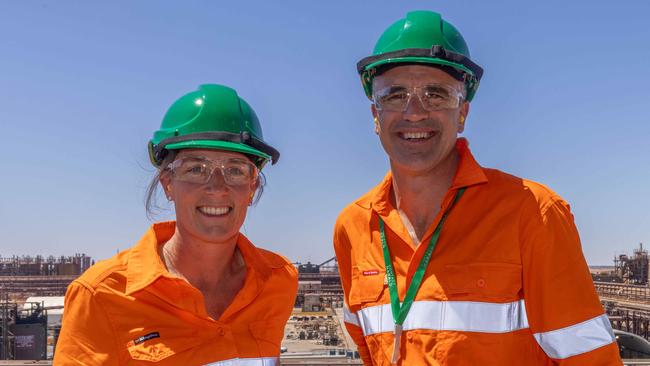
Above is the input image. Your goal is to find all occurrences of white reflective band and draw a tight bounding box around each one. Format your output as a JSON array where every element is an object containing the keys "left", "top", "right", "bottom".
[
  {"left": 356, "top": 299, "right": 529, "bottom": 336},
  {"left": 533, "top": 313, "right": 616, "bottom": 359},
  {"left": 204, "top": 357, "right": 278, "bottom": 366},
  {"left": 343, "top": 304, "right": 360, "bottom": 327}
]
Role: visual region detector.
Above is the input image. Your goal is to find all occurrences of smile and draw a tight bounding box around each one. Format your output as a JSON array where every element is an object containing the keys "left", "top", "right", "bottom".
[
  {"left": 197, "top": 206, "right": 232, "bottom": 216},
  {"left": 398, "top": 131, "right": 435, "bottom": 140}
]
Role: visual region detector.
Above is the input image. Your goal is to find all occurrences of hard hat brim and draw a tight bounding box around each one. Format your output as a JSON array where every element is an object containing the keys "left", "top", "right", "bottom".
[
  {"left": 164, "top": 140, "right": 271, "bottom": 162},
  {"left": 363, "top": 57, "right": 475, "bottom": 80},
  {"left": 149, "top": 131, "right": 280, "bottom": 169}
]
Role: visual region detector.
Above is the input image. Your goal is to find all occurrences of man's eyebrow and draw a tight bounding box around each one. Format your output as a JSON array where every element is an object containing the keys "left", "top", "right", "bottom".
[
  {"left": 384, "top": 85, "right": 407, "bottom": 93},
  {"left": 423, "top": 84, "right": 447, "bottom": 89},
  {"left": 423, "top": 85, "right": 452, "bottom": 93}
]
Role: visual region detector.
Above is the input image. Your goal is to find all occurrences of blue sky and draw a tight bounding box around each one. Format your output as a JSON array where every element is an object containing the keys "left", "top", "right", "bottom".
[{"left": 1, "top": 1, "right": 648, "bottom": 265}]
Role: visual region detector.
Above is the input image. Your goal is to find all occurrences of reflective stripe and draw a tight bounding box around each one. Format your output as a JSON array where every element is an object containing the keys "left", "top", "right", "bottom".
[
  {"left": 204, "top": 357, "right": 278, "bottom": 366},
  {"left": 533, "top": 313, "right": 616, "bottom": 359},
  {"left": 356, "top": 299, "right": 529, "bottom": 336},
  {"left": 343, "top": 304, "right": 360, "bottom": 327}
]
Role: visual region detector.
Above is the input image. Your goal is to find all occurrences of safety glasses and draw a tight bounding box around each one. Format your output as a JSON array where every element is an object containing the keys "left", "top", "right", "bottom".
[
  {"left": 168, "top": 157, "right": 258, "bottom": 186},
  {"left": 373, "top": 84, "right": 464, "bottom": 112}
]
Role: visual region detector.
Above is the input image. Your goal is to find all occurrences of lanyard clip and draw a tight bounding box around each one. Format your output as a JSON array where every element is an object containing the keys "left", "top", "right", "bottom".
[{"left": 391, "top": 323, "right": 403, "bottom": 365}]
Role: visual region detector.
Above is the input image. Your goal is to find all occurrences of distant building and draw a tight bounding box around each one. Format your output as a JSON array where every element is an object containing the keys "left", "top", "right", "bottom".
[
  {"left": 298, "top": 262, "right": 320, "bottom": 274},
  {"left": 0, "top": 254, "right": 92, "bottom": 302},
  {"left": 0, "top": 254, "right": 92, "bottom": 277},
  {"left": 614, "top": 243, "right": 649, "bottom": 285},
  {"left": 298, "top": 281, "right": 322, "bottom": 295},
  {"left": 294, "top": 257, "right": 343, "bottom": 310},
  {"left": 23, "top": 297, "right": 64, "bottom": 327},
  {"left": 303, "top": 293, "right": 321, "bottom": 312},
  {"left": 0, "top": 301, "right": 48, "bottom": 360}
]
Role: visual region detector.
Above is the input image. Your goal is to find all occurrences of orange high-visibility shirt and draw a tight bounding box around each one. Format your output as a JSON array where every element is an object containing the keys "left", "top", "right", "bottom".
[
  {"left": 54, "top": 222, "right": 297, "bottom": 366},
  {"left": 333, "top": 138, "right": 622, "bottom": 366}
]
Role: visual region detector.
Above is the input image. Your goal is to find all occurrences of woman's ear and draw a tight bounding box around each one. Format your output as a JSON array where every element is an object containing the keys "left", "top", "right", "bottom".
[
  {"left": 248, "top": 178, "right": 259, "bottom": 205},
  {"left": 160, "top": 172, "right": 173, "bottom": 200}
]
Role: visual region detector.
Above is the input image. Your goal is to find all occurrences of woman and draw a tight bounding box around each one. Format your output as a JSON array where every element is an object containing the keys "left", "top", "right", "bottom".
[{"left": 54, "top": 84, "right": 298, "bottom": 365}]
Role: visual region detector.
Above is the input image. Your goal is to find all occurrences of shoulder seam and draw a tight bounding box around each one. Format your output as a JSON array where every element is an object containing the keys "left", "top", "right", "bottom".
[
  {"left": 283, "top": 262, "right": 298, "bottom": 276},
  {"left": 69, "top": 279, "right": 96, "bottom": 295},
  {"left": 539, "top": 195, "right": 566, "bottom": 216},
  {"left": 79, "top": 264, "right": 128, "bottom": 290}
]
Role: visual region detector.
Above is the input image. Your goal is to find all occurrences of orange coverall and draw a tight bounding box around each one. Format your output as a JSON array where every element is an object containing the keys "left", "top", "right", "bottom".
[
  {"left": 54, "top": 222, "right": 297, "bottom": 366},
  {"left": 334, "top": 138, "right": 622, "bottom": 365}
]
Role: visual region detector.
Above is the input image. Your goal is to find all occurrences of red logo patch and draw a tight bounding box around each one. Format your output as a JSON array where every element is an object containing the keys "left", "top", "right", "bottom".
[{"left": 362, "top": 270, "right": 380, "bottom": 276}]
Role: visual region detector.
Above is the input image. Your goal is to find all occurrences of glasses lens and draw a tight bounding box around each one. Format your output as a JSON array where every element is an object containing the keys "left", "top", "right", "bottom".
[
  {"left": 171, "top": 157, "right": 257, "bottom": 186},
  {"left": 222, "top": 160, "right": 257, "bottom": 186},
  {"left": 420, "top": 85, "right": 460, "bottom": 110},
  {"left": 171, "top": 158, "right": 212, "bottom": 184},
  {"left": 375, "top": 87, "right": 409, "bottom": 111},
  {"left": 374, "top": 84, "right": 462, "bottom": 111}
]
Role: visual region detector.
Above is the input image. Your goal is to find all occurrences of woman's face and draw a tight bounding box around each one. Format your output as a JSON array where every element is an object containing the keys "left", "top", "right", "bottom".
[{"left": 160, "top": 149, "right": 258, "bottom": 244}]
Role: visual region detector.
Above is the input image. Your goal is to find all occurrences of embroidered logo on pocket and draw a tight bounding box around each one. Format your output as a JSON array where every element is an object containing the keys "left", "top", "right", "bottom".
[{"left": 362, "top": 270, "right": 380, "bottom": 276}]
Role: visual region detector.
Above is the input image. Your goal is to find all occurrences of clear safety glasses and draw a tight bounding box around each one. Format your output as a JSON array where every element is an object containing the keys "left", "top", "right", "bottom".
[
  {"left": 169, "top": 157, "right": 258, "bottom": 186},
  {"left": 373, "top": 84, "right": 465, "bottom": 112}
]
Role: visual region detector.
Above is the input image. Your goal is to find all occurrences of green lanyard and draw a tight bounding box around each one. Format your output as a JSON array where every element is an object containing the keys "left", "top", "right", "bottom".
[{"left": 378, "top": 187, "right": 465, "bottom": 364}]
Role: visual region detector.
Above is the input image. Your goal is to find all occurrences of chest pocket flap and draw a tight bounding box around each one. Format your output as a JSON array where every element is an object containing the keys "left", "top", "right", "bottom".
[
  {"left": 348, "top": 266, "right": 386, "bottom": 307},
  {"left": 442, "top": 262, "right": 522, "bottom": 300}
]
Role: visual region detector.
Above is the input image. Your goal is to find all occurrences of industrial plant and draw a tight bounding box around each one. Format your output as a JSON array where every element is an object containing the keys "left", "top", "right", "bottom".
[
  {"left": 0, "top": 254, "right": 90, "bottom": 361},
  {"left": 2, "top": 245, "right": 650, "bottom": 364},
  {"left": 590, "top": 243, "right": 650, "bottom": 359}
]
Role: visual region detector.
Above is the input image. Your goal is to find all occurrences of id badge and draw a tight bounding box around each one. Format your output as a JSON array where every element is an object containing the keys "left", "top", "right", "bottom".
[{"left": 391, "top": 323, "right": 402, "bottom": 364}]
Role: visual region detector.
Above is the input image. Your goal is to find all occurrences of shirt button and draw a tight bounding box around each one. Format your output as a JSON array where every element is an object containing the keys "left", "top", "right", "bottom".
[
  {"left": 407, "top": 332, "right": 413, "bottom": 340},
  {"left": 217, "top": 327, "right": 225, "bottom": 336},
  {"left": 477, "top": 279, "right": 486, "bottom": 288}
]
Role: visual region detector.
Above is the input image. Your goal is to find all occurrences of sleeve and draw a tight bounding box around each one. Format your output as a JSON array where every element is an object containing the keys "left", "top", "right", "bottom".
[
  {"left": 520, "top": 197, "right": 622, "bottom": 365},
  {"left": 333, "top": 216, "right": 374, "bottom": 366},
  {"left": 53, "top": 281, "right": 120, "bottom": 366}
]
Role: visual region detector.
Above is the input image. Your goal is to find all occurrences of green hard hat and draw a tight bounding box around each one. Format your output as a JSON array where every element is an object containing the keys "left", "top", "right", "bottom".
[
  {"left": 149, "top": 84, "right": 279, "bottom": 169},
  {"left": 357, "top": 10, "right": 484, "bottom": 102}
]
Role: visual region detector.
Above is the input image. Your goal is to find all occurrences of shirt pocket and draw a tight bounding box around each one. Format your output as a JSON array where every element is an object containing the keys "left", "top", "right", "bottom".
[
  {"left": 249, "top": 318, "right": 286, "bottom": 356},
  {"left": 125, "top": 333, "right": 195, "bottom": 363},
  {"left": 348, "top": 265, "right": 386, "bottom": 307},
  {"left": 441, "top": 262, "right": 522, "bottom": 301}
]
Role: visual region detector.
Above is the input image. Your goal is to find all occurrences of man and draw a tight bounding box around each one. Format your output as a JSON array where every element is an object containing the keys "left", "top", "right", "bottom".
[{"left": 333, "top": 10, "right": 622, "bottom": 365}]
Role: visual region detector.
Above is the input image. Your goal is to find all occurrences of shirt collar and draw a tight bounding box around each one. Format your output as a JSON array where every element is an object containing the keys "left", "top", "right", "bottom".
[
  {"left": 450, "top": 137, "right": 488, "bottom": 189},
  {"left": 125, "top": 221, "right": 276, "bottom": 296},
  {"left": 363, "top": 137, "right": 488, "bottom": 214}
]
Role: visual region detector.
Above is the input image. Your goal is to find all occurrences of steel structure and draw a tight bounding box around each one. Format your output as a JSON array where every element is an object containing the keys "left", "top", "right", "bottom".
[
  {"left": 0, "top": 300, "right": 47, "bottom": 360},
  {"left": 294, "top": 258, "right": 344, "bottom": 310},
  {"left": 614, "top": 244, "right": 650, "bottom": 285},
  {"left": 0, "top": 255, "right": 91, "bottom": 277}
]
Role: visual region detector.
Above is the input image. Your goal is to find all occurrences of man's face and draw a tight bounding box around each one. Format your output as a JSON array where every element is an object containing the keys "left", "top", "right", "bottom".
[{"left": 371, "top": 65, "right": 469, "bottom": 174}]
